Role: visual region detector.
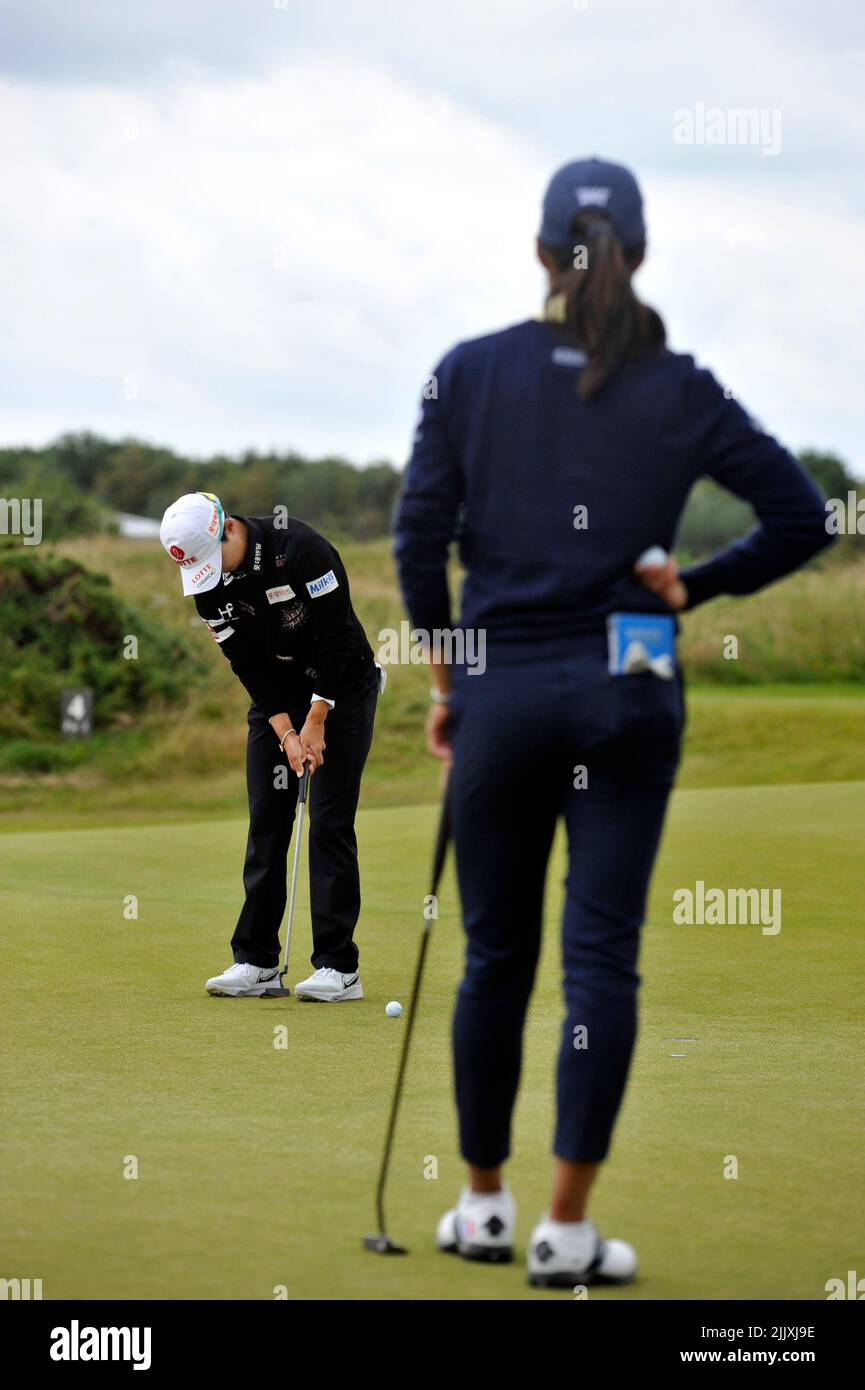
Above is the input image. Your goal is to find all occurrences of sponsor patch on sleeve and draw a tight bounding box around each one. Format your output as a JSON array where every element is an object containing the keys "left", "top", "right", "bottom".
[
  {"left": 305, "top": 569, "right": 339, "bottom": 599},
  {"left": 265, "top": 584, "right": 296, "bottom": 604},
  {"left": 205, "top": 617, "right": 235, "bottom": 644}
]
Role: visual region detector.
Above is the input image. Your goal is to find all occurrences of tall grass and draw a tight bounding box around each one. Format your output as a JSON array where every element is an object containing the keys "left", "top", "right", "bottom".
[
  {"left": 1, "top": 536, "right": 862, "bottom": 828},
  {"left": 680, "top": 559, "right": 865, "bottom": 683}
]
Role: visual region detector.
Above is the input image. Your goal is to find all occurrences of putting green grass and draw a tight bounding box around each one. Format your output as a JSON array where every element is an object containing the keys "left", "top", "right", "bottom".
[{"left": 1, "top": 781, "right": 862, "bottom": 1300}]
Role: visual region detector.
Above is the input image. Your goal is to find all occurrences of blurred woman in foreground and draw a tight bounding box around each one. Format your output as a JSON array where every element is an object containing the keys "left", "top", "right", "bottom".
[{"left": 394, "top": 157, "right": 832, "bottom": 1287}]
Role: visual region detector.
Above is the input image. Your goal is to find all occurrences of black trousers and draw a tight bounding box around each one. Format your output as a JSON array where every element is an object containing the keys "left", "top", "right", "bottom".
[{"left": 231, "top": 671, "right": 378, "bottom": 973}]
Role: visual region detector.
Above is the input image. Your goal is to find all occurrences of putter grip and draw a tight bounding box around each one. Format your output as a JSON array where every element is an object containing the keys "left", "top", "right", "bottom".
[{"left": 298, "top": 763, "right": 312, "bottom": 805}]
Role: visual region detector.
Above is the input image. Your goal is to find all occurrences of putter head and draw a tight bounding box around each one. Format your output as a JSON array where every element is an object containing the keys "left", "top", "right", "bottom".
[
  {"left": 262, "top": 971, "right": 291, "bottom": 999},
  {"left": 363, "top": 1233, "right": 408, "bottom": 1255}
]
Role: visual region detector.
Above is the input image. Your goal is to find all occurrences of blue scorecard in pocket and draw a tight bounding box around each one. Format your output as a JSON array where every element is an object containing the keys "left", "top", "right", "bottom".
[{"left": 607, "top": 612, "right": 676, "bottom": 679}]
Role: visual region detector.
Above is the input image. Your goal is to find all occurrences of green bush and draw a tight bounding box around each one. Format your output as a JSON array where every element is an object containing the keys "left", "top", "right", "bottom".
[
  {"left": 0, "top": 739, "right": 90, "bottom": 773},
  {"left": 0, "top": 546, "right": 201, "bottom": 743}
]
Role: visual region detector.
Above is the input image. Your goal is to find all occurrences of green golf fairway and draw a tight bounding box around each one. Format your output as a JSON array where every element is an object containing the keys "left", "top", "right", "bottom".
[{"left": 1, "top": 780, "right": 862, "bottom": 1301}]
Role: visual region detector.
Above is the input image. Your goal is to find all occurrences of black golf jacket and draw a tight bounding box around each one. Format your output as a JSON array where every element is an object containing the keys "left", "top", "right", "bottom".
[{"left": 194, "top": 514, "right": 375, "bottom": 715}]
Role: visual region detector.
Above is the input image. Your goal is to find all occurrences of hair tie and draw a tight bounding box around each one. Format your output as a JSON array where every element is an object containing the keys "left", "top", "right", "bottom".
[{"left": 544, "top": 292, "right": 568, "bottom": 323}]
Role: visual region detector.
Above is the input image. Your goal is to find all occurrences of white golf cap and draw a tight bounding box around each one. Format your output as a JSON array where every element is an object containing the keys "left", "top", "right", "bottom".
[{"left": 159, "top": 491, "right": 225, "bottom": 596}]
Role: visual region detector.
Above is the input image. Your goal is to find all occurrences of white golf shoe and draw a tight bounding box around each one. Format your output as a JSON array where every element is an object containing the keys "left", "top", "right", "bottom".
[
  {"left": 294, "top": 967, "right": 363, "bottom": 1002},
  {"left": 436, "top": 1186, "right": 516, "bottom": 1264},
  {"left": 205, "top": 963, "right": 283, "bottom": 997},
  {"left": 527, "top": 1215, "right": 637, "bottom": 1288}
]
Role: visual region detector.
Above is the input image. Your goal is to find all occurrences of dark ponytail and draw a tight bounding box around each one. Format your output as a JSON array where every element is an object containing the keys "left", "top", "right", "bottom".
[{"left": 540, "top": 210, "right": 665, "bottom": 400}]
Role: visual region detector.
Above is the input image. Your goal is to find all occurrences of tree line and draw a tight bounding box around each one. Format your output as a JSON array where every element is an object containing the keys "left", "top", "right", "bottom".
[{"left": 0, "top": 432, "right": 860, "bottom": 558}]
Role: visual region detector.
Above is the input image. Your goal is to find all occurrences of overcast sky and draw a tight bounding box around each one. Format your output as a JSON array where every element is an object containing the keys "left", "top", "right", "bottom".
[{"left": 1, "top": 0, "right": 863, "bottom": 476}]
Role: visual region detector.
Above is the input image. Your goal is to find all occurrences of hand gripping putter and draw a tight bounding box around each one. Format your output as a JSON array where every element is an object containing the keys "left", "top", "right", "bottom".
[
  {"left": 363, "top": 774, "right": 452, "bottom": 1254},
  {"left": 269, "top": 762, "right": 312, "bottom": 998}
]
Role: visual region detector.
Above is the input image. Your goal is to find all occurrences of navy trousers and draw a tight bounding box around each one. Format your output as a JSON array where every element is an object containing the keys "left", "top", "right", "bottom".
[{"left": 449, "top": 637, "right": 684, "bottom": 1165}]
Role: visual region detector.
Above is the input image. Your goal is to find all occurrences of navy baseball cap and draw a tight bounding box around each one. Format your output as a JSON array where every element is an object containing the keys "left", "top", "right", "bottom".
[{"left": 539, "top": 157, "right": 646, "bottom": 254}]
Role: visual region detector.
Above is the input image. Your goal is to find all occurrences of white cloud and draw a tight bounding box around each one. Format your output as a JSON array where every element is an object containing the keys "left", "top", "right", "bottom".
[
  {"left": 643, "top": 175, "right": 865, "bottom": 453},
  {"left": 0, "top": 0, "right": 863, "bottom": 474},
  {"left": 0, "top": 63, "right": 543, "bottom": 462}
]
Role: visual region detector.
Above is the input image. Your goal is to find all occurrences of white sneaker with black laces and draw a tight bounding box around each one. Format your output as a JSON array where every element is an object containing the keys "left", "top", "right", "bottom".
[
  {"left": 436, "top": 1186, "right": 516, "bottom": 1264},
  {"left": 205, "top": 963, "right": 283, "bottom": 997},
  {"left": 294, "top": 967, "right": 363, "bottom": 1002},
  {"left": 527, "top": 1215, "right": 637, "bottom": 1288}
]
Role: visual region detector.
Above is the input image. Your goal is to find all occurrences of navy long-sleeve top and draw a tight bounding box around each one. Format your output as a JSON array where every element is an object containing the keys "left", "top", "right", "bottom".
[{"left": 393, "top": 318, "right": 834, "bottom": 651}]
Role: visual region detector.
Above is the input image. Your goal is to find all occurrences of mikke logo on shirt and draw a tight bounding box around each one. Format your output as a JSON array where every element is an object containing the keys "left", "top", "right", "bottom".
[
  {"left": 265, "top": 584, "right": 296, "bottom": 604},
  {"left": 306, "top": 570, "right": 339, "bottom": 598}
]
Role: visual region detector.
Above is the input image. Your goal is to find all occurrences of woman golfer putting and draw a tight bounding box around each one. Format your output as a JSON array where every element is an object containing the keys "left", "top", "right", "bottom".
[
  {"left": 394, "top": 157, "right": 834, "bottom": 1286},
  {"left": 160, "top": 492, "right": 380, "bottom": 1001}
]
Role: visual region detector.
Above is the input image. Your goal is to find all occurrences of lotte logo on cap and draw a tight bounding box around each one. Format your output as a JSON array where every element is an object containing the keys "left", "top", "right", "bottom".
[{"left": 169, "top": 545, "right": 184, "bottom": 561}]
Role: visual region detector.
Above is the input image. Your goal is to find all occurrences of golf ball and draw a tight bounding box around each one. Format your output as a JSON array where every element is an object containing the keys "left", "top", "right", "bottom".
[
  {"left": 385, "top": 1001, "right": 403, "bottom": 1018},
  {"left": 636, "top": 546, "right": 668, "bottom": 569}
]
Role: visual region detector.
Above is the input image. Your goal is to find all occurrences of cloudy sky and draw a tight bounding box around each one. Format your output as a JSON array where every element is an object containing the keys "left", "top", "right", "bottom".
[{"left": 1, "top": 0, "right": 863, "bottom": 475}]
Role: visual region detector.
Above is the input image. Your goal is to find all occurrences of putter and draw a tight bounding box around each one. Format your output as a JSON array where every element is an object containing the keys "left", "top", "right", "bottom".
[
  {"left": 266, "top": 761, "right": 312, "bottom": 998},
  {"left": 363, "top": 774, "right": 452, "bottom": 1255}
]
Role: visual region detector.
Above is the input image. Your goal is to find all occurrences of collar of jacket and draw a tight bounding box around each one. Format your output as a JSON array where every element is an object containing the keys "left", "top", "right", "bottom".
[{"left": 234, "top": 514, "right": 267, "bottom": 577}]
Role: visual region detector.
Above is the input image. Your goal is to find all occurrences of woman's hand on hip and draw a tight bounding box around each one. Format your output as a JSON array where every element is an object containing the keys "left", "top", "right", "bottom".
[{"left": 634, "top": 554, "right": 688, "bottom": 611}]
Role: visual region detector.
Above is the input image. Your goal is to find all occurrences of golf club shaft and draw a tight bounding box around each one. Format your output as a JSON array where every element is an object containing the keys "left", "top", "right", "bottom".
[
  {"left": 374, "top": 917, "right": 431, "bottom": 1235},
  {"left": 282, "top": 764, "right": 311, "bottom": 979},
  {"left": 374, "top": 774, "right": 451, "bottom": 1238}
]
